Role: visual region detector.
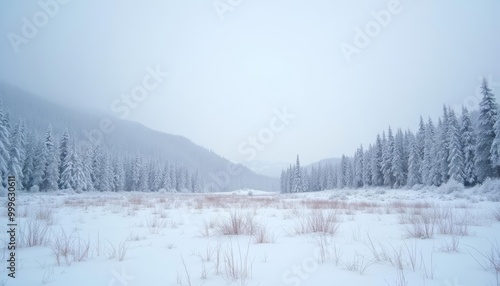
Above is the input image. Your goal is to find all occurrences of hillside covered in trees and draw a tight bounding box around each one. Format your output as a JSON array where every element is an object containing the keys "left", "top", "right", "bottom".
[
  {"left": 281, "top": 78, "right": 500, "bottom": 193},
  {"left": 0, "top": 83, "right": 278, "bottom": 193}
]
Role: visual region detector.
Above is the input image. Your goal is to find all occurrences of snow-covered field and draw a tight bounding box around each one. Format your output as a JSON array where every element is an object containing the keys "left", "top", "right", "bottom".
[{"left": 2, "top": 187, "right": 500, "bottom": 286}]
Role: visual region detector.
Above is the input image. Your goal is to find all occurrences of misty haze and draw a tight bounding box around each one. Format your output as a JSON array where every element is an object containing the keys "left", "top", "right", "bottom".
[{"left": 1, "top": 1, "right": 500, "bottom": 286}]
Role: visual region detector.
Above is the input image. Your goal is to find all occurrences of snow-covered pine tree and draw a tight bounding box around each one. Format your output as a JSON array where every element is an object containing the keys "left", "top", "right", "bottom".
[
  {"left": 431, "top": 119, "right": 444, "bottom": 186},
  {"left": 170, "top": 164, "right": 177, "bottom": 191},
  {"left": 72, "top": 144, "right": 89, "bottom": 191},
  {"left": 112, "top": 158, "right": 125, "bottom": 192},
  {"left": 191, "top": 170, "right": 201, "bottom": 193},
  {"left": 8, "top": 122, "right": 25, "bottom": 190},
  {"left": 416, "top": 116, "right": 426, "bottom": 161},
  {"left": 371, "top": 134, "right": 384, "bottom": 186},
  {"left": 354, "top": 146, "right": 364, "bottom": 188},
  {"left": 476, "top": 78, "right": 498, "bottom": 182},
  {"left": 0, "top": 101, "right": 10, "bottom": 188},
  {"left": 345, "top": 156, "right": 354, "bottom": 188},
  {"left": 392, "top": 128, "right": 406, "bottom": 188},
  {"left": 461, "top": 107, "right": 476, "bottom": 185},
  {"left": 131, "top": 156, "right": 142, "bottom": 192},
  {"left": 79, "top": 143, "right": 94, "bottom": 191},
  {"left": 58, "top": 129, "right": 70, "bottom": 188},
  {"left": 22, "top": 136, "right": 35, "bottom": 190},
  {"left": 161, "top": 162, "right": 171, "bottom": 191},
  {"left": 338, "top": 155, "right": 348, "bottom": 188},
  {"left": 407, "top": 132, "right": 421, "bottom": 187},
  {"left": 363, "top": 145, "right": 373, "bottom": 187},
  {"left": 61, "top": 141, "right": 90, "bottom": 191},
  {"left": 139, "top": 163, "right": 150, "bottom": 192},
  {"left": 90, "top": 146, "right": 102, "bottom": 189},
  {"left": 176, "top": 167, "right": 185, "bottom": 192},
  {"left": 330, "top": 164, "right": 338, "bottom": 189},
  {"left": 421, "top": 118, "right": 436, "bottom": 186},
  {"left": 280, "top": 170, "right": 288, "bottom": 193},
  {"left": 292, "top": 155, "right": 303, "bottom": 193},
  {"left": 98, "top": 152, "right": 112, "bottom": 192},
  {"left": 491, "top": 94, "right": 500, "bottom": 177},
  {"left": 153, "top": 162, "right": 164, "bottom": 192},
  {"left": 31, "top": 142, "right": 46, "bottom": 191},
  {"left": 42, "top": 126, "right": 59, "bottom": 191},
  {"left": 301, "top": 168, "right": 309, "bottom": 192},
  {"left": 447, "top": 109, "right": 465, "bottom": 183},
  {"left": 382, "top": 128, "right": 395, "bottom": 187},
  {"left": 439, "top": 106, "right": 451, "bottom": 183},
  {"left": 60, "top": 142, "right": 76, "bottom": 190}
]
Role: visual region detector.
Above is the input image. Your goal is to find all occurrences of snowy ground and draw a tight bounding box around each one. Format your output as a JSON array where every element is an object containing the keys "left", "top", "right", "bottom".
[{"left": 2, "top": 187, "right": 500, "bottom": 286}]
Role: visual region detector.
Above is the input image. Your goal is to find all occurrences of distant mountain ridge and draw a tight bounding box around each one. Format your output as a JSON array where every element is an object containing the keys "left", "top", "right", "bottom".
[{"left": 0, "top": 82, "right": 278, "bottom": 192}]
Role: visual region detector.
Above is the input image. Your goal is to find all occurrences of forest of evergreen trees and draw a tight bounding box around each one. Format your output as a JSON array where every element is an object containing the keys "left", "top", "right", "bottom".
[
  {"left": 0, "top": 104, "right": 203, "bottom": 193},
  {"left": 281, "top": 78, "right": 500, "bottom": 193}
]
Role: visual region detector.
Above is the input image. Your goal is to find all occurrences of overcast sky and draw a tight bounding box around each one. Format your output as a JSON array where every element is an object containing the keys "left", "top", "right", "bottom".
[{"left": 1, "top": 0, "right": 500, "bottom": 165}]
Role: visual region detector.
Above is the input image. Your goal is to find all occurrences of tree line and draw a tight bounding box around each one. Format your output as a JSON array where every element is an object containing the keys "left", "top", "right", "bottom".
[
  {"left": 0, "top": 104, "right": 202, "bottom": 193},
  {"left": 281, "top": 78, "right": 500, "bottom": 193}
]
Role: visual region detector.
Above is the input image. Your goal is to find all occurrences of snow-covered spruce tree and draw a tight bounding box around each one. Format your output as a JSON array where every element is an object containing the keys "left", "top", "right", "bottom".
[
  {"left": 72, "top": 145, "right": 89, "bottom": 191},
  {"left": 97, "top": 152, "right": 112, "bottom": 192},
  {"left": 0, "top": 101, "right": 10, "bottom": 188},
  {"left": 421, "top": 118, "right": 436, "bottom": 186},
  {"left": 382, "top": 128, "right": 395, "bottom": 187},
  {"left": 175, "top": 167, "right": 186, "bottom": 192},
  {"left": 79, "top": 143, "right": 95, "bottom": 191},
  {"left": 330, "top": 164, "right": 338, "bottom": 189},
  {"left": 131, "top": 156, "right": 142, "bottom": 192},
  {"left": 292, "top": 155, "right": 303, "bottom": 193},
  {"left": 170, "top": 164, "right": 177, "bottom": 192},
  {"left": 476, "top": 78, "right": 498, "bottom": 182},
  {"left": 287, "top": 165, "right": 294, "bottom": 192},
  {"left": 407, "top": 133, "right": 421, "bottom": 187},
  {"left": 431, "top": 119, "right": 444, "bottom": 186},
  {"left": 491, "top": 99, "right": 500, "bottom": 177},
  {"left": 58, "top": 129, "right": 70, "bottom": 188},
  {"left": 31, "top": 142, "right": 46, "bottom": 191},
  {"left": 90, "top": 146, "right": 102, "bottom": 189},
  {"left": 416, "top": 116, "right": 426, "bottom": 160},
  {"left": 371, "top": 134, "right": 384, "bottom": 186},
  {"left": 22, "top": 136, "right": 35, "bottom": 190},
  {"left": 61, "top": 141, "right": 89, "bottom": 192},
  {"left": 439, "top": 106, "right": 451, "bottom": 183},
  {"left": 447, "top": 109, "right": 465, "bottom": 183},
  {"left": 338, "top": 155, "right": 348, "bottom": 189},
  {"left": 112, "top": 158, "right": 125, "bottom": 192},
  {"left": 363, "top": 145, "right": 373, "bottom": 187},
  {"left": 345, "top": 156, "right": 354, "bottom": 188},
  {"left": 392, "top": 128, "right": 406, "bottom": 188},
  {"left": 319, "top": 164, "right": 328, "bottom": 191},
  {"left": 161, "top": 162, "right": 171, "bottom": 191},
  {"left": 139, "top": 163, "right": 150, "bottom": 192},
  {"left": 8, "top": 122, "right": 25, "bottom": 190},
  {"left": 461, "top": 107, "right": 476, "bottom": 185},
  {"left": 302, "top": 168, "right": 310, "bottom": 192},
  {"left": 60, "top": 142, "right": 76, "bottom": 190},
  {"left": 354, "top": 146, "right": 364, "bottom": 188},
  {"left": 191, "top": 170, "right": 201, "bottom": 193},
  {"left": 42, "top": 126, "right": 59, "bottom": 191}
]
